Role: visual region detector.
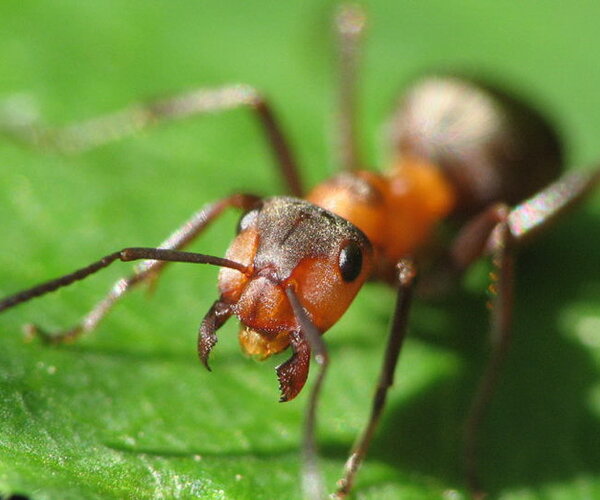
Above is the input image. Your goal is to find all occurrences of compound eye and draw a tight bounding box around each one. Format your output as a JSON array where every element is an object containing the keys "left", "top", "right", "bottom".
[
  {"left": 338, "top": 241, "right": 363, "bottom": 282},
  {"left": 236, "top": 208, "right": 259, "bottom": 234}
]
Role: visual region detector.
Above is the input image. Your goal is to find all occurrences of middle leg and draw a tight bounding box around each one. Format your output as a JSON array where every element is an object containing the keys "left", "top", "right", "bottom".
[{"left": 1, "top": 85, "right": 304, "bottom": 196}]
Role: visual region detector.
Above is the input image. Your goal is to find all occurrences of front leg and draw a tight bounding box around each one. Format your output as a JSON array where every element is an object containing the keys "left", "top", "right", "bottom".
[
  {"left": 335, "top": 258, "right": 417, "bottom": 498},
  {"left": 284, "top": 287, "right": 329, "bottom": 500}
]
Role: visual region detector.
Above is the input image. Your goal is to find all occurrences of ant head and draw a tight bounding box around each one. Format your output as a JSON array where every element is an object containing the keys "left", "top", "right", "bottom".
[{"left": 218, "top": 196, "right": 373, "bottom": 357}]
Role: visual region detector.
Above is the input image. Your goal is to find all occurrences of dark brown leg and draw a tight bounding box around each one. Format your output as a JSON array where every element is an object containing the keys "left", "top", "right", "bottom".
[
  {"left": 452, "top": 167, "right": 600, "bottom": 498},
  {"left": 286, "top": 287, "right": 329, "bottom": 500},
  {"left": 335, "top": 259, "right": 417, "bottom": 498},
  {"left": 334, "top": 3, "right": 366, "bottom": 171},
  {"left": 0, "top": 86, "right": 303, "bottom": 196},
  {"left": 1, "top": 193, "right": 259, "bottom": 343},
  {"left": 462, "top": 217, "right": 514, "bottom": 500}
]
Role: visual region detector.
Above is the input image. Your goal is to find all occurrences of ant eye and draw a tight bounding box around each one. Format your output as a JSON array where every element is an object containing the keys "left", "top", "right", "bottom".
[
  {"left": 236, "top": 208, "right": 259, "bottom": 234},
  {"left": 338, "top": 241, "right": 362, "bottom": 282}
]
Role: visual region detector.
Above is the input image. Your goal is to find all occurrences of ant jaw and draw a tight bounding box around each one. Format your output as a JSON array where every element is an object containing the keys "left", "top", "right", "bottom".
[
  {"left": 199, "top": 299, "right": 310, "bottom": 403},
  {"left": 197, "top": 300, "right": 233, "bottom": 371},
  {"left": 276, "top": 330, "right": 311, "bottom": 402}
]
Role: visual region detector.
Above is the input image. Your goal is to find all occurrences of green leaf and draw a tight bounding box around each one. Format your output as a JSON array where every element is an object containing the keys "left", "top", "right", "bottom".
[{"left": 1, "top": 1, "right": 600, "bottom": 499}]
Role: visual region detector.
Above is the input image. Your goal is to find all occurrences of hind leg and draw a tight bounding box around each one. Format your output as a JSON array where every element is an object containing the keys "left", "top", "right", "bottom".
[{"left": 451, "top": 168, "right": 600, "bottom": 498}]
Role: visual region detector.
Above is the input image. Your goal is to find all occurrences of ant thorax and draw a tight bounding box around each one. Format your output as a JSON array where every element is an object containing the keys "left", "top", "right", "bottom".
[{"left": 306, "top": 162, "right": 455, "bottom": 270}]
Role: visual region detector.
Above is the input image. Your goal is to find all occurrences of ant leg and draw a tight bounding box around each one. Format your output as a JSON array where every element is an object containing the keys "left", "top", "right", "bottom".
[
  {"left": 0, "top": 86, "right": 303, "bottom": 196},
  {"left": 459, "top": 208, "right": 513, "bottom": 500},
  {"left": 5, "top": 193, "right": 259, "bottom": 344},
  {"left": 334, "top": 3, "right": 366, "bottom": 171},
  {"left": 285, "top": 287, "right": 329, "bottom": 500},
  {"left": 335, "top": 259, "right": 417, "bottom": 498},
  {"left": 452, "top": 167, "right": 600, "bottom": 498},
  {"left": 131, "top": 193, "right": 259, "bottom": 293}
]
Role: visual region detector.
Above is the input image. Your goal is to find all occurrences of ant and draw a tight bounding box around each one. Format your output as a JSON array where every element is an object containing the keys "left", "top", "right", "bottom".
[{"left": 1, "top": 4, "right": 599, "bottom": 499}]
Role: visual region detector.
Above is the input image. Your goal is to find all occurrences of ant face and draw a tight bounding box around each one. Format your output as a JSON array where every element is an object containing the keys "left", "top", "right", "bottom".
[{"left": 219, "top": 197, "right": 374, "bottom": 347}]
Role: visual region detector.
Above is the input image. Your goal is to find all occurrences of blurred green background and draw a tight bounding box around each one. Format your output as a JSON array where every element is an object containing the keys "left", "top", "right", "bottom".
[{"left": 1, "top": 1, "right": 600, "bottom": 499}]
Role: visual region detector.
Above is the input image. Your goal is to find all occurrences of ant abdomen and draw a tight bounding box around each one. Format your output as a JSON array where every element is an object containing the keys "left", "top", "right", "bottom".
[{"left": 389, "top": 76, "right": 564, "bottom": 211}]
